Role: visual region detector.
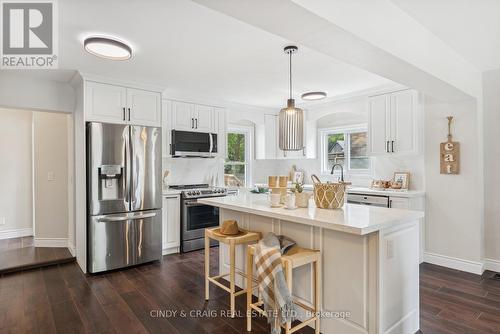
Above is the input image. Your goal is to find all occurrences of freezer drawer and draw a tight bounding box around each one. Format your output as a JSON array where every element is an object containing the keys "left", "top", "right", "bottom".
[{"left": 88, "top": 209, "right": 162, "bottom": 273}]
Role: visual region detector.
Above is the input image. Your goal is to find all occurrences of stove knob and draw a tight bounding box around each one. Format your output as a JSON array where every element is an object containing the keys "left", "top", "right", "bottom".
[{"left": 187, "top": 191, "right": 192, "bottom": 196}]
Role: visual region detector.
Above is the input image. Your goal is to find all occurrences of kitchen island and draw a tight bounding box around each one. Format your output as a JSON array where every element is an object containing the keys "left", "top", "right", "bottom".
[{"left": 200, "top": 191, "right": 424, "bottom": 334}]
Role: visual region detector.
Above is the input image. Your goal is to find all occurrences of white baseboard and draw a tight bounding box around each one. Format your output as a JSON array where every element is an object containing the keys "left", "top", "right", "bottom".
[
  {"left": 0, "top": 227, "right": 33, "bottom": 240},
  {"left": 484, "top": 258, "right": 500, "bottom": 273},
  {"left": 34, "top": 238, "right": 68, "bottom": 248},
  {"left": 424, "top": 252, "right": 484, "bottom": 275},
  {"left": 68, "top": 242, "right": 76, "bottom": 256},
  {"left": 162, "top": 246, "right": 180, "bottom": 255}
]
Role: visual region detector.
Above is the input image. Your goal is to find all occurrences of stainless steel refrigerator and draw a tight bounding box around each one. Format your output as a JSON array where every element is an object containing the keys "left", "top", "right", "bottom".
[{"left": 86, "top": 122, "right": 162, "bottom": 273}]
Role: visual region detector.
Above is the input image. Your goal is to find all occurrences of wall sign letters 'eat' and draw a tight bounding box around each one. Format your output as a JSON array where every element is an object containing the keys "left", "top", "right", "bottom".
[{"left": 440, "top": 116, "right": 460, "bottom": 174}]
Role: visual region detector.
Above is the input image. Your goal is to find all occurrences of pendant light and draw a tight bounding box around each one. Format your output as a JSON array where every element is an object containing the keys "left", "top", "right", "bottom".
[{"left": 279, "top": 45, "right": 304, "bottom": 151}]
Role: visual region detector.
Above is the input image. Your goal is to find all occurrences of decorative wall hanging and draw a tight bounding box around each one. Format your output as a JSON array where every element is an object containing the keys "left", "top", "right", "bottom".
[{"left": 440, "top": 116, "right": 460, "bottom": 174}]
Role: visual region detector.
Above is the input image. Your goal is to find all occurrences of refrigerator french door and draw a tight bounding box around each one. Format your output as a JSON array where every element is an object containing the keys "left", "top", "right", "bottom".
[{"left": 87, "top": 122, "right": 162, "bottom": 273}]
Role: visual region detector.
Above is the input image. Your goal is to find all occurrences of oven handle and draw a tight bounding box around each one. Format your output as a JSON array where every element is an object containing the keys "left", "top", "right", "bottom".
[{"left": 184, "top": 200, "right": 209, "bottom": 207}]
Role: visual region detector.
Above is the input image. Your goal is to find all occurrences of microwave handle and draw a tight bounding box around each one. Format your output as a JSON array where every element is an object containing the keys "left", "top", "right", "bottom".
[{"left": 209, "top": 133, "right": 213, "bottom": 155}]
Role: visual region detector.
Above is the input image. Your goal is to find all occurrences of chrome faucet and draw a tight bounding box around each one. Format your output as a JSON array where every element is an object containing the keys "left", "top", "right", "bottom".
[{"left": 330, "top": 163, "right": 345, "bottom": 182}]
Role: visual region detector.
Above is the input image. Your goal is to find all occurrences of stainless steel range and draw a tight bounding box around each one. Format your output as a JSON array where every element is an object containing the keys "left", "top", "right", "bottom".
[{"left": 169, "top": 184, "right": 227, "bottom": 252}]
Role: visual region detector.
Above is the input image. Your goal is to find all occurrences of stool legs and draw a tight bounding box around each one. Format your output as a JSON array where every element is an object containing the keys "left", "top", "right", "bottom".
[
  {"left": 246, "top": 247, "right": 253, "bottom": 332},
  {"left": 229, "top": 241, "right": 236, "bottom": 318},
  {"left": 205, "top": 234, "right": 210, "bottom": 301},
  {"left": 284, "top": 260, "right": 293, "bottom": 334},
  {"left": 314, "top": 258, "right": 321, "bottom": 334}
]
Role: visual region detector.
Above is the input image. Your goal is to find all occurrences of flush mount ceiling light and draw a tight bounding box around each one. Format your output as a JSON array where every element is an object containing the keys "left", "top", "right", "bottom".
[
  {"left": 83, "top": 36, "right": 132, "bottom": 60},
  {"left": 301, "top": 91, "right": 327, "bottom": 101},
  {"left": 279, "top": 45, "right": 304, "bottom": 152}
]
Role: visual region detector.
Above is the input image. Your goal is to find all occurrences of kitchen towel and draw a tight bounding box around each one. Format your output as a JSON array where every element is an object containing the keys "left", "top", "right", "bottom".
[{"left": 254, "top": 232, "right": 295, "bottom": 334}]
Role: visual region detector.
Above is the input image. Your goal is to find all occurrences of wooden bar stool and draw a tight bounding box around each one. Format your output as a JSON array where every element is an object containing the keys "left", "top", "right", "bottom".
[
  {"left": 205, "top": 227, "right": 261, "bottom": 317},
  {"left": 246, "top": 245, "right": 322, "bottom": 334}
]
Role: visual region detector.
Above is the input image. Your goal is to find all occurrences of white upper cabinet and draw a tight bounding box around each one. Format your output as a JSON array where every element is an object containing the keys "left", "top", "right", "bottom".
[
  {"left": 170, "top": 100, "right": 218, "bottom": 133},
  {"left": 163, "top": 99, "right": 225, "bottom": 157},
  {"left": 85, "top": 82, "right": 127, "bottom": 123},
  {"left": 368, "top": 89, "right": 419, "bottom": 156},
  {"left": 85, "top": 81, "right": 161, "bottom": 127},
  {"left": 390, "top": 90, "right": 418, "bottom": 155},
  {"left": 194, "top": 104, "right": 214, "bottom": 132},
  {"left": 127, "top": 88, "right": 161, "bottom": 127},
  {"left": 171, "top": 101, "right": 194, "bottom": 131}
]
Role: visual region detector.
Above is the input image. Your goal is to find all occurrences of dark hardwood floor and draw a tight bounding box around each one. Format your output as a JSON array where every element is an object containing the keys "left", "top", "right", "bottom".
[
  {"left": 0, "top": 248, "right": 499, "bottom": 333},
  {"left": 0, "top": 237, "right": 75, "bottom": 274}
]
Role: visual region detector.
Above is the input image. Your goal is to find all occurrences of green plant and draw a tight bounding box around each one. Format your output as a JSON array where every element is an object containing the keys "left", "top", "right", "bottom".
[{"left": 294, "top": 183, "right": 304, "bottom": 193}]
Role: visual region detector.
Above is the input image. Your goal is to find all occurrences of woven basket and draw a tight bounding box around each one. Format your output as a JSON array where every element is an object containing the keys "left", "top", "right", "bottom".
[{"left": 311, "top": 174, "right": 346, "bottom": 209}]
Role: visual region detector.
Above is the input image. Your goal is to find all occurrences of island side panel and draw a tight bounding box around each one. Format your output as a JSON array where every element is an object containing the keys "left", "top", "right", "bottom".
[
  {"left": 379, "top": 221, "right": 420, "bottom": 334},
  {"left": 218, "top": 208, "right": 379, "bottom": 334}
]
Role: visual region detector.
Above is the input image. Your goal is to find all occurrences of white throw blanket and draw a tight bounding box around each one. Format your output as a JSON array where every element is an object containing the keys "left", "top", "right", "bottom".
[{"left": 254, "top": 233, "right": 295, "bottom": 334}]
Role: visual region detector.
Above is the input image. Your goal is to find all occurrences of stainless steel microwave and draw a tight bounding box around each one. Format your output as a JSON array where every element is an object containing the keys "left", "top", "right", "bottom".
[{"left": 171, "top": 130, "right": 217, "bottom": 158}]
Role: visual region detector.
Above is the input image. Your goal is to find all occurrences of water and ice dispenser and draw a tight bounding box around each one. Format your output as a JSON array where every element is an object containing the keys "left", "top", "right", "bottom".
[{"left": 98, "top": 164, "right": 124, "bottom": 201}]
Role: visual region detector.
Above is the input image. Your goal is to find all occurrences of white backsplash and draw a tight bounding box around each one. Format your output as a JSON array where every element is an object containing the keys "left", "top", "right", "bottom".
[
  {"left": 163, "top": 157, "right": 224, "bottom": 187},
  {"left": 253, "top": 154, "right": 424, "bottom": 191}
]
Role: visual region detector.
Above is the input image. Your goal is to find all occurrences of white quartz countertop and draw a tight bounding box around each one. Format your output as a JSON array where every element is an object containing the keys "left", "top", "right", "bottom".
[
  {"left": 346, "top": 187, "right": 425, "bottom": 198},
  {"left": 199, "top": 192, "right": 424, "bottom": 235},
  {"left": 162, "top": 189, "right": 181, "bottom": 196}
]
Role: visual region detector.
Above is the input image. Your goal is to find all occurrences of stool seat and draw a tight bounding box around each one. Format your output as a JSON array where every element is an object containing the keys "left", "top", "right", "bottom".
[
  {"left": 205, "top": 228, "right": 261, "bottom": 244},
  {"left": 247, "top": 244, "right": 322, "bottom": 334},
  {"left": 205, "top": 227, "right": 261, "bottom": 318}
]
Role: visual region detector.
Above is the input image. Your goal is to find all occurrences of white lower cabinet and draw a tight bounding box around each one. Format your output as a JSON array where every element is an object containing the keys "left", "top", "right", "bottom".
[
  {"left": 389, "top": 195, "right": 425, "bottom": 263},
  {"left": 162, "top": 195, "right": 180, "bottom": 254},
  {"left": 389, "top": 196, "right": 409, "bottom": 209}
]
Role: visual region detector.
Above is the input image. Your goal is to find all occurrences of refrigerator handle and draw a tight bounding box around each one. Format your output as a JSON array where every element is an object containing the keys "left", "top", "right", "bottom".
[
  {"left": 125, "top": 127, "right": 131, "bottom": 208},
  {"left": 97, "top": 212, "right": 156, "bottom": 222}
]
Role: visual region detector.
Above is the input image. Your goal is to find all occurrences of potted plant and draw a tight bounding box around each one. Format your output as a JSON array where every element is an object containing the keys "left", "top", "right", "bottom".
[{"left": 293, "top": 183, "right": 311, "bottom": 208}]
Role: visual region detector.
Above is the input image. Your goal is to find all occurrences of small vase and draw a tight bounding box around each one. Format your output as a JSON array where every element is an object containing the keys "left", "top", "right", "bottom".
[{"left": 295, "top": 192, "right": 311, "bottom": 208}]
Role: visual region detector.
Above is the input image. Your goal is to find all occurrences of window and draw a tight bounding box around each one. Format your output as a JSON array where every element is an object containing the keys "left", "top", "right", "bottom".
[
  {"left": 224, "top": 126, "right": 252, "bottom": 187},
  {"left": 320, "top": 125, "right": 371, "bottom": 175}
]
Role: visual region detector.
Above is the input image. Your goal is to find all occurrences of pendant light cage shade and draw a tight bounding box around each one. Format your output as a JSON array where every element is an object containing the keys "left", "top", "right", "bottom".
[
  {"left": 279, "top": 99, "right": 304, "bottom": 151},
  {"left": 279, "top": 45, "right": 304, "bottom": 151}
]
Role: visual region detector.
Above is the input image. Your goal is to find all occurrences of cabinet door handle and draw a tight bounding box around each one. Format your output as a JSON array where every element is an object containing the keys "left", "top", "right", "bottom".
[
  {"left": 123, "top": 107, "right": 126, "bottom": 121},
  {"left": 127, "top": 108, "right": 131, "bottom": 121},
  {"left": 386, "top": 141, "right": 390, "bottom": 153},
  {"left": 191, "top": 118, "right": 194, "bottom": 129},
  {"left": 389, "top": 199, "right": 393, "bottom": 208},
  {"left": 195, "top": 118, "right": 198, "bottom": 129},
  {"left": 391, "top": 140, "right": 395, "bottom": 153}
]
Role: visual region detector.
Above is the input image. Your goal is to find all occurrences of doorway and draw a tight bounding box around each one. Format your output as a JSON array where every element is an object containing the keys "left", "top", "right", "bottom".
[{"left": 0, "top": 108, "right": 74, "bottom": 273}]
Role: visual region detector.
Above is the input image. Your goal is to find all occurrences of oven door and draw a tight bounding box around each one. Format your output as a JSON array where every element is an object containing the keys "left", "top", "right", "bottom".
[{"left": 182, "top": 199, "right": 219, "bottom": 241}]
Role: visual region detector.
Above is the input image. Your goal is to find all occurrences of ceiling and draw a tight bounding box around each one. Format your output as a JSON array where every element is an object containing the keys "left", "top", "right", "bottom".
[
  {"left": 56, "top": 0, "right": 393, "bottom": 108},
  {"left": 392, "top": 0, "right": 500, "bottom": 71}
]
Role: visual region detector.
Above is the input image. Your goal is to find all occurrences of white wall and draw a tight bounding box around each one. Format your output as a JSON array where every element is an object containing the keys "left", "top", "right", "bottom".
[
  {"left": 483, "top": 69, "right": 500, "bottom": 267},
  {"left": 423, "top": 97, "right": 483, "bottom": 270},
  {"left": 0, "top": 109, "right": 33, "bottom": 238},
  {"left": 33, "top": 112, "right": 70, "bottom": 246},
  {"left": 0, "top": 73, "right": 75, "bottom": 113}
]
